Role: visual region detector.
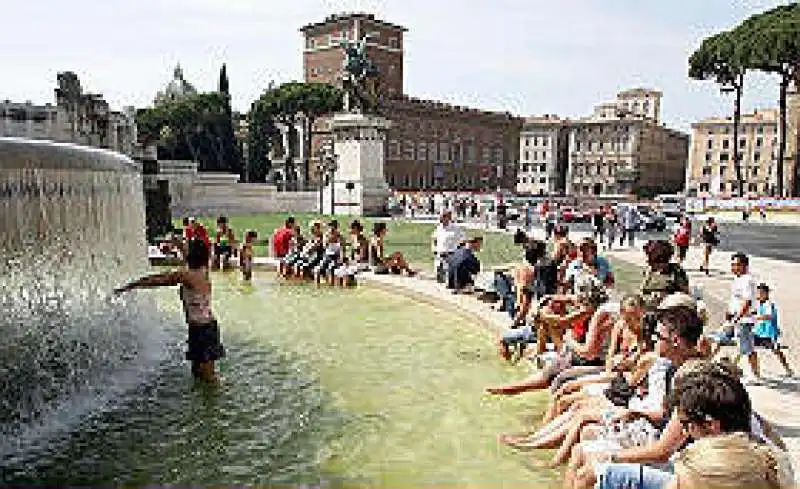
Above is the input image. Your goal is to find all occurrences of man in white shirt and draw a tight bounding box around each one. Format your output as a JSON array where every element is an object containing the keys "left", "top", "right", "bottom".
[
  {"left": 728, "top": 252, "right": 760, "bottom": 378},
  {"left": 432, "top": 210, "right": 466, "bottom": 283}
]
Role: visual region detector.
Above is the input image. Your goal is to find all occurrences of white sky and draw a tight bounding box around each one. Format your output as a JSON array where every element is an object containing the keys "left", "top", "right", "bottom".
[{"left": 0, "top": 0, "right": 788, "bottom": 132}]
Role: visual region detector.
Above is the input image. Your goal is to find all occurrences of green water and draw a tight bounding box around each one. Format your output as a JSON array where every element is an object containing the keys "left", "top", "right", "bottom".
[{"left": 3, "top": 273, "right": 558, "bottom": 488}]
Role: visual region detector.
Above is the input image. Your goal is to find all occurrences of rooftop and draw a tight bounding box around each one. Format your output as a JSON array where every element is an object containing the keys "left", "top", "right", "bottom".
[
  {"left": 300, "top": 12, "right": 408, "bottom": 33},
  {"left": 617, "top": 87, "right": 663, "bottom": 98},
  {"left": 692, "top": 108, "right": 778, "bottom": 127}
]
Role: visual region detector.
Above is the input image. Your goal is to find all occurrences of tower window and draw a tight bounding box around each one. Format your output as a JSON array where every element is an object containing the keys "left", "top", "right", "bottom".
[{"left": 389, "top": 37, "right": 399, "bottom": 49}]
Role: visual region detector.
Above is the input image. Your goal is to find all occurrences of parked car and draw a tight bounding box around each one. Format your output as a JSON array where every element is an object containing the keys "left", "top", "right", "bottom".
[{"left": 636, "top": 205, "right": 667, "bottom": 231}]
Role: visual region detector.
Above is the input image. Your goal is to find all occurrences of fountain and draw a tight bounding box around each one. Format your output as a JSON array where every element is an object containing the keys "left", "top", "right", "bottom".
[{"left": 0, "top": 137, "right": 165, "bottom": 462}]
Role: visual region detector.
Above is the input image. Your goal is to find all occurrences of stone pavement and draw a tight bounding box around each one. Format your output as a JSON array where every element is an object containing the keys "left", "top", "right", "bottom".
[{"left": 700, "top": 210, "right": 800, "bottom": 227}]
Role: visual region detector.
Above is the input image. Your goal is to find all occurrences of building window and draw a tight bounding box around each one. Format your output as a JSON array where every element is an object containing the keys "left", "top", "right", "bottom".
[
  {"left": 306, "top": 38, "right": 316, "bottom": 49},
  {"left": 389, "top": 139, "right": 401, "bottom": 158},
  {"left": 720, "top": 167, "right": 727, "bottom": 176},
  {"left": 702, "top": 167, "right": 712, "bottom": 175},
  {"left": 524, "top": 150, "right": 529, "bottom": 160},
  {"left": 756, "top": 138, "right": 763, "bottom": 148},
  {"left": 403, "top": 175, "right": 410, "bottom": 187},
  {"left": 757, "top": 126, "right": 764, "bottom": 134},
  {"left": 542, "top": 136, "right": 550, "bottom": 146},
  {"left": 389, "top": 174, "right": 396, "bottom": 187},
  {"left": 700, "top": 183, "right": 710, "bottom": 192},
  {"left": 722, "top": 139, "right": 730, "bottom": 149},
  {"left": 525, "top": 137, "right": 530, "bottom": 147},
  {"left": 429, "top": 142, "right": 437, "bottom": 162},
  {"left": 419, "top": 174, "right": 426, "bottom": 188},
  {"left": 418, "top": 141, "right": 428, "bottom": 161},
  {"left": 388, "top": 37, "right": 398, "bottom": 49},
  {"left": 754, "top": 152, "right": 761, "bottom": 162},
  {"left": 403, "top": 140, "right": 415, "bottom": 160},
  {"left": 575, "top": 141, "right": 581, "bottom": 151},
  {"left": 439, "top": 142, "right": 450, "bottom": 162},
  {"left": 720, "top": 153, "right": 730, "bottom": 162},
  {"left": 748, "top": 183, "right": 758, "bottom": 192},
  {"left": 752, "top": 168, "right": 759, "bottom": 176},
  {"left": 705, "top": 152, "right": 711, "bottom": 161},
  {"left": 539, "top": 177, "right": 547, "bottom": 184}
]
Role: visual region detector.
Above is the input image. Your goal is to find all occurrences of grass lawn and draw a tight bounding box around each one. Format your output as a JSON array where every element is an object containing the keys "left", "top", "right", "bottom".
[{"left": 179, "top": 213, "right": 647, "bottom": 288}]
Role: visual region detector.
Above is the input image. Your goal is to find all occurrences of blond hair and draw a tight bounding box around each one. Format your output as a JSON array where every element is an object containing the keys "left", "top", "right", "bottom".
[{"left": 674, "top": 433, "right": 785, "bottom": 489}]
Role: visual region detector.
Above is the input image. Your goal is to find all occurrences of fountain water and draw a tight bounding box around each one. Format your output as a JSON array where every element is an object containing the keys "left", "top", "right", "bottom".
[{"left": 0, "top": 137, "right": 166, "bottom": 461}]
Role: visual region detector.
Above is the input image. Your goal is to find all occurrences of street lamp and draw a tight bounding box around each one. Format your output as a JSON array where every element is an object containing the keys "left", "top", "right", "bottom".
[{"left": 315, "top": 139, "right": 338, "bottom": 216}]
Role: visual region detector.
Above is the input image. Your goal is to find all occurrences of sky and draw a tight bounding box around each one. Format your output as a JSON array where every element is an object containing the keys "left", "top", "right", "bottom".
[{"left": 0, "top": 0, "right": 790, "bottom": 132}]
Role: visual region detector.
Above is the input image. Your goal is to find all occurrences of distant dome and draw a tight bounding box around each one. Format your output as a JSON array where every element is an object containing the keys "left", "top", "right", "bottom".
[{"left": 155, "top": 64, "right": 197, "bottom": 105}]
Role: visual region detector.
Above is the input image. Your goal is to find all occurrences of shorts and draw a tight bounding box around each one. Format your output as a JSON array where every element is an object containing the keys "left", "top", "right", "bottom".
[
  {"left": 594, "top": 463, "right": 673, "bottom": 489},
  {"left": 215, "top": 244, "right": 233, "bottom": 257},
  {"left": 502, "top": 325, "right": 535, "bottom": 346},
  {"left": 315, "top": 254, "right": 340, "bottom": 275},
  {"left": 186, "top": 321, "right": 225, "bottom": 363},
  {"left": 676, "top": 244, "right": 688, "bottom": 260},
  {"left": 737, "top": 322, "right": 756, "bottom": 355},
  {"left": 754, "top": 335, "right": 779, "bottom": 350},
  {"left": 706, "top": 329, "right": 735, "bottom": 346},
  {"left": 283, "top": 251, "right": 302, "bottom": 266}
]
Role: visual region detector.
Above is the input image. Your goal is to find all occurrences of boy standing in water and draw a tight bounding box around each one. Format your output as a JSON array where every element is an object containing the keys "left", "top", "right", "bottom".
[
  {"left": 240, "top": 230, "right": 257, "bottom": 281},
  {"left": 114, "top": 239, "right": 224, "bottom": 384}
]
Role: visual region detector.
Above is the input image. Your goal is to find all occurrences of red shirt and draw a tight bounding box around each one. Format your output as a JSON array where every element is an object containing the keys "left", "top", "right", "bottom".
[
  {"left": 185, "top": 224, "right": 210, "bottom": 247},
  {"left": 272, "top": 227, "right": 293, "bottom": 257}
]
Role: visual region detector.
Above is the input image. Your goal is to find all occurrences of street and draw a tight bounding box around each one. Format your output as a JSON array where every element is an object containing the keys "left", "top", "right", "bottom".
[{"left": 546, "top": 220, "right": 800, "bottom": 264}]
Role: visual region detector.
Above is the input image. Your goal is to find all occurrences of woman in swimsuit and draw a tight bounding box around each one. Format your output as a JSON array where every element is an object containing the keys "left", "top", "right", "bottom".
[{"left": 114, "top": 239, "right": 224, "bottom": 384}]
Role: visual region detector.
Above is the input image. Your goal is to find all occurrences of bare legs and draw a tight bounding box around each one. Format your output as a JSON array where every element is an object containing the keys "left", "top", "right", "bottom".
[{"left": 191, "top": 361, "right": 218, "bottom": 385}]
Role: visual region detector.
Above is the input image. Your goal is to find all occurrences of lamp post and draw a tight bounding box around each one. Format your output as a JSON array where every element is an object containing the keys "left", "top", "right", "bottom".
[{"left": 721, "top": 74, "right": 744, "bottom": 198}]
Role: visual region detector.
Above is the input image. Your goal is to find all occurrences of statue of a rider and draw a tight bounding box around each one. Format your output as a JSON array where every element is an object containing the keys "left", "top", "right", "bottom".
[{"left": 340, "top": 36, "right": 380, "bottom": 114}]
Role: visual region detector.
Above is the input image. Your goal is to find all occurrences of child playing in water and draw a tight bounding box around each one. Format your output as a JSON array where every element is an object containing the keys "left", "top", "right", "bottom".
[
  {"left": 113, "top": 239, "right": 224, "bottom": 384},
  {"left": 240, "top": 230, "right": 257, "bottom": 281}
]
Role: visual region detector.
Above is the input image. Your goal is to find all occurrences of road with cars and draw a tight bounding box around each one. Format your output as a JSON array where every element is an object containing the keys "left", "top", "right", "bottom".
[{"left": 551, "top": 220, "right": 800, "bottom": 264}]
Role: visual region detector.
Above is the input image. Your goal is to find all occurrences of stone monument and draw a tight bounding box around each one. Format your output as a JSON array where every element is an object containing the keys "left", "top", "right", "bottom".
[{"left": 321, "top": 36, "right": 391, "bottom": 216}]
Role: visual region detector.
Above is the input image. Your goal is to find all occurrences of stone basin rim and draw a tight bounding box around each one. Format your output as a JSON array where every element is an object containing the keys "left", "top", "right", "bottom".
[{"left": 0, "top": 137, "right": 140, "bottom": 172}]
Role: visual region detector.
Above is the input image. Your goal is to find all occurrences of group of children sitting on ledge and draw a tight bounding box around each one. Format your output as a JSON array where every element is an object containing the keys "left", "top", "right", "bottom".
[
  {"left": 158, "top": 216, "right": 259, "bottom": 280},
  {"left": 272, "top": 216, "right": 416, "bottom": 286}
]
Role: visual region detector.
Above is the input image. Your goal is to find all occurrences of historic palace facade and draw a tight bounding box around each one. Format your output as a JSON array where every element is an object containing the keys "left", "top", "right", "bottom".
[{"left": 300, "top": 13, "right": 522, "bottom": 191}]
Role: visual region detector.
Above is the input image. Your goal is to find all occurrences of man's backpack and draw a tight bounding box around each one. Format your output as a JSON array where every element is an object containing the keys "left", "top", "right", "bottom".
[{"left": 532, "top": 257, "right": 559, "bottom": 298}]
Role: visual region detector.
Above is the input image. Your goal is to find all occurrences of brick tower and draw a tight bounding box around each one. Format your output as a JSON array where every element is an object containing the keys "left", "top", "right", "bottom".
[{"left": 299, "top": 13, "right": 407, "bottom": 98}]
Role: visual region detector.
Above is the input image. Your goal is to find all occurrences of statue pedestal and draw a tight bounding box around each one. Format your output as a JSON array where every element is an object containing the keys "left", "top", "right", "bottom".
[{"left": 322, "top": 113, "right": 392, "bottom": 216}]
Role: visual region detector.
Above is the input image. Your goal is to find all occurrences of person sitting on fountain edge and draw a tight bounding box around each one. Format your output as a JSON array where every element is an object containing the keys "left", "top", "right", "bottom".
[
  {"left": 113, "top": 239, "right": 224, "bottom": 384},
  {"left": 447, "top": 236, "right": 483, "bottom": 293}
]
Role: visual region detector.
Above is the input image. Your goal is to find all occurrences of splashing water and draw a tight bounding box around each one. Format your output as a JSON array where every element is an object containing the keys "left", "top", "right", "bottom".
[{"left": 0, "top": 138, "right": 168, "bottom": 461}]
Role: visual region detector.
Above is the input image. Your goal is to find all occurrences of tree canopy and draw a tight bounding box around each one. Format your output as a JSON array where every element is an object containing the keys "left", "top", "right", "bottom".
[
  {"left": 688, "top": 3, "right": 800, "bottom": 196},
  {"left": 247, "top": 81, "right": 343, "bottom": 185},
  {"left": 136, "top": 92, "right": 236, "bottom": 172}
]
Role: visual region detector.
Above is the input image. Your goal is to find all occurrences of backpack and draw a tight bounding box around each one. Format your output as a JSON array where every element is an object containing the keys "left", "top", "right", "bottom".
[{"left": 532, "top": 257, "right": 559, "bottom": 298}]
